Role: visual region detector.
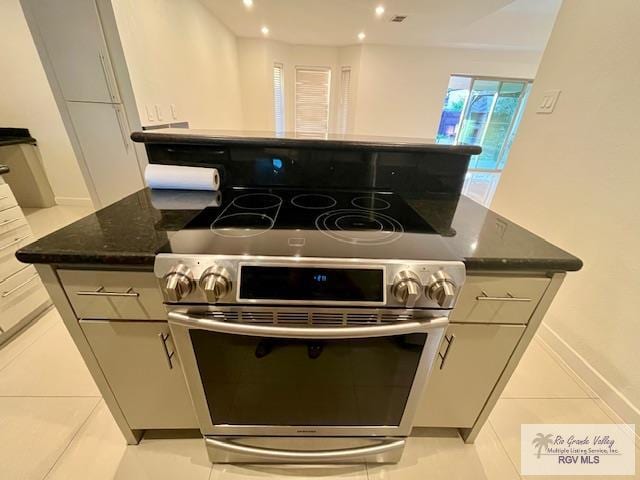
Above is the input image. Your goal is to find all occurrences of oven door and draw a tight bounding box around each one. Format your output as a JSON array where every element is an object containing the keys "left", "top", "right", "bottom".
[{"left": 168, "top": 307, "right": 447, "bottom": 437}]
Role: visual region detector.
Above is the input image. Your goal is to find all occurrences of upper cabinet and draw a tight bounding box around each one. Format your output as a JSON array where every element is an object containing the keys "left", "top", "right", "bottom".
[{"left": 30, "top": 0, "right": 121, "bottom": 103}]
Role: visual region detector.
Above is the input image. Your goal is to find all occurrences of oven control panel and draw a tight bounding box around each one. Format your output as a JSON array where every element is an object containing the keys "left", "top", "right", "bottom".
[{"left": 154, "top": 254, "right": 465, "bottom": 309}]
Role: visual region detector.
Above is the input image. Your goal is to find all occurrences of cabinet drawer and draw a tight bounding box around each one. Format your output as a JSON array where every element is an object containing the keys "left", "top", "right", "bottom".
[
  {"left": 450, "top": 275, "right": 550, "bottom": 324},
  {"left": 0, "top": 225, "right": 33, "bottom": 283},
  {"left": 0, "top": 265, "right": 49, "bottom": 332},
  {"left": 80, "top": 320, "right": 198, "bottom": 429},
  {"left": 59, "top": 269, "right": 166, "bottom": 320},
  {"left": 0, "top": 207, "right": 28, "bottom": 236},
  {"left": 0, "top": 183, "right": 18, "bottom": 212}
]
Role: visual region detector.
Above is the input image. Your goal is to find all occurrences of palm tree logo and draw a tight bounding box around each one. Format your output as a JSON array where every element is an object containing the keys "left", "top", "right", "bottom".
[{"left": 532, "top": 433, "right": 554, "bottom": 459}]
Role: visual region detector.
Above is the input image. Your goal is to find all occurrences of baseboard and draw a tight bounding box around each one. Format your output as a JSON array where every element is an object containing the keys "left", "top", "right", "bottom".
[
  {"left": 54, "top": 196, "right": 93, "bottom": 207},
  {"left": 538, "top": 322, "right": 640, "bottom": 431}
]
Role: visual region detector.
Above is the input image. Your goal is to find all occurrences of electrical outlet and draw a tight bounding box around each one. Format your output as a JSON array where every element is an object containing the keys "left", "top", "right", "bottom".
[
  {"left": 537, "top": 89, "right": 561, "bottom": 114},
  {"left": 145, "top": 105, "right": 155, "bottom": 121},
  {"left": 155, "top": 104, "right": 163, "bottom": 121},
  {"left": 170, "top": 104, "right": 178, "bottom": 120}
]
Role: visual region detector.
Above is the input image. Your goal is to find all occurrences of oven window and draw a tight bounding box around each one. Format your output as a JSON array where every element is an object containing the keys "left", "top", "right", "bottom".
[{"left": 189, "top": 330, "right": 427, "bottom": 426}]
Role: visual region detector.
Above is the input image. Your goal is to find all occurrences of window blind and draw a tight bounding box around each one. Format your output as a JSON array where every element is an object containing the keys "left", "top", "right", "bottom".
[
  {"left": 338, "top": 67, "right": 351, "bottom": 134},
  {"left": 273, "top": 63, "right": 285, "bottom": 134},
  {"left": 295, "top": 67, "right": 331, "bottom": 135}
]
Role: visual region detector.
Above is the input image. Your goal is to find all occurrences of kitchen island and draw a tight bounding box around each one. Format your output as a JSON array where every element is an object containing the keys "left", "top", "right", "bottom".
[
  {"left": 16, "top": 187, "right": 580, "bottom": 442},
  {"left": 16, "top": 131, "right": 580, "bottom": 462}
]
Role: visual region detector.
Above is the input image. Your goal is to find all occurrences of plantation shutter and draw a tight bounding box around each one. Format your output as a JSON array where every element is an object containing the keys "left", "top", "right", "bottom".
[
  {"left": 338, "top": 67, "right": 351, "bottom": 134},
  {"left": 273, "top": 63, "right": 285, "bottom": 133},
  {"left": 295, "top": 67, "right": 331, "bottom": 135}
]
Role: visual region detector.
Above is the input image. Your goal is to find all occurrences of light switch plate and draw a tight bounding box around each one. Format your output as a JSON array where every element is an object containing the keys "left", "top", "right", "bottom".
[{"left": 537, "top": 89, "right": 561, "bottom": 114}]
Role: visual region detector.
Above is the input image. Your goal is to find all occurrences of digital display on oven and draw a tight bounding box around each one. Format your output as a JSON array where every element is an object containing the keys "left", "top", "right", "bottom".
[{"left": 239, "top": 266, "right": 384, "bottom": 302}]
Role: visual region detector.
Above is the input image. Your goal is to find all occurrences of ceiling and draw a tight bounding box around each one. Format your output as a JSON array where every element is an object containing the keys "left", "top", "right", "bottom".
[{"left": 201, "top": 0, "right": 562, "bottom": 51}]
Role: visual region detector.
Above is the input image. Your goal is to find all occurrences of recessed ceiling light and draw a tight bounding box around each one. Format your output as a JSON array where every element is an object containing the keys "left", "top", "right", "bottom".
[
  {"left": 375, "top": 5, "right": 385, "bottom": 17},
  {"left": 261, "top": 26, "right": 269, "bottom": 35},
  {"left": 357, "top": 31, "right": 366, "bottom": 41},
  {"left": 243, "top": 0, "right": 253, "bottom": 8}
]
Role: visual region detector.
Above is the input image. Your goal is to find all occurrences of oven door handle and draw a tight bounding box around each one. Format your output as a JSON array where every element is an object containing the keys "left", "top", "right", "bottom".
[
  {"left": 205, "top": 436, "right": 405, "bottom": 462},
  {"left": 167, "top": 311, "right": 448, "bottom": 338}
]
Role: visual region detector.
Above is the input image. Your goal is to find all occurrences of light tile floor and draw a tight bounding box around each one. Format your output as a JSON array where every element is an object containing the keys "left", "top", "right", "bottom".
[
  {"left": 0, "top": 309, "right": 637, "bottom": 479},
  {"left": 1, "top": 204, "right": 635, "bottom": 478},
  {"left": 22, "top": 204, "right": 95, "bottom": 239}
]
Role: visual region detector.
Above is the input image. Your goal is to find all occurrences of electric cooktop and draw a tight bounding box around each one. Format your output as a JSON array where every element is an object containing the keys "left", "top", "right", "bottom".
[{"left": 164, "top": 188, "right": 460, "bottom": 261}]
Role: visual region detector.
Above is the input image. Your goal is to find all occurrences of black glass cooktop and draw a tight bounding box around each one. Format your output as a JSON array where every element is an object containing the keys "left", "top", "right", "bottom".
[{"left": 165, "top": 188, "right": 459, "bottom": 261}]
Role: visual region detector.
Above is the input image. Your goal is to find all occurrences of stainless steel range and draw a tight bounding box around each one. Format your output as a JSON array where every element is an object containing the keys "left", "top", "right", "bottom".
[{"left": 154, "top": 187, "right": 465, "bottom": 464}]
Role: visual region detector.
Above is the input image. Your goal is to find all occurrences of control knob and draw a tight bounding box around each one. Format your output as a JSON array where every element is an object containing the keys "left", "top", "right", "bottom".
[
  {"left": 162, "top": 264, "right": 194, "bottom": 302},
  {"left": 426, "top": 271, "right": 456, "bottom": 308},
  {"left": 392, "top": 270, "right": 422, "bottom": 307},
  {"left": 200, "top": 265, "right": 232, "bottom": 303}
]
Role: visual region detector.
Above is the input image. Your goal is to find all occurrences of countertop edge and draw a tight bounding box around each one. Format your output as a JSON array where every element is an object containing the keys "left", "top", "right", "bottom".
[
  {"left": 16, "top": 250, "right": 582, "bottom": 273},
  {"left": 130, "top": 131, "right": 482, "bottom": 155}
]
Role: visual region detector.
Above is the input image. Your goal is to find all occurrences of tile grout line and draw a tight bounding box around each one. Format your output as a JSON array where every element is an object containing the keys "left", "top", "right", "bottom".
[
  {"left": 0, "top": 310, "right": 58, "bottom": 375},
  {"left": 486, "top": 419, "right": 524, "bottom": 479},
  {"left": 41, "top": 397, "right": 102, "bottom": 480}
]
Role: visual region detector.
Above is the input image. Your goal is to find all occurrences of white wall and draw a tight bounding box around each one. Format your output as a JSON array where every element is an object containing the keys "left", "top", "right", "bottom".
[
  {"left": 237, "top": 39, "right": 352, "bottom": 133},
  {"left": 236, "top": 38, "right": 540, "bottom": 138},
  {"left": 492, "top": 0, "right": 640, "bottom": 411},
  {"left": 112, "top": 0, "right": 243, "bottom": 129},
  {"left": 0, "top": 0, "right": 90, "bottom": 204},
  {"left": 353, "top": 44, "right": 541, "bottom": 138}
]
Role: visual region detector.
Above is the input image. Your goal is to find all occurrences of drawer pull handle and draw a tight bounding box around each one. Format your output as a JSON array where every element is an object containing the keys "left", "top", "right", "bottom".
[
  {"left": 75, "top": 286, "right": 139, "bottom": 297},
  {"left": 0, "top": 217, "right": 20, "bottom": 227},
  {"left": 158, "top": 332, "right": 175, "bottom": 369},
  {"left": 0, "top": 234, "right": 31, "bottom": 251},
  {"left": 476, "top": 291, "right": 532, "bottom": 302},
  {"left": 439, "top": 334, "right": 455, "bottom": 369},
  {"left": 2, "top": 273, "right": 39, "bottom": 298}
]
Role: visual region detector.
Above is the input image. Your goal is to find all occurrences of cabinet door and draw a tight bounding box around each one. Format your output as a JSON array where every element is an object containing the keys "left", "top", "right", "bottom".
[
  {"left": 67, "top": 102, "right": 143, "bottom": 207},
  {"left": 413, "top": 323, "right": 524, "bottom": 428},
  {"left": 80, "top": 320, "right": 198, "bottom": 429},
  {"left": 30, "top": 0, "right": 119, "bottom": 102}
]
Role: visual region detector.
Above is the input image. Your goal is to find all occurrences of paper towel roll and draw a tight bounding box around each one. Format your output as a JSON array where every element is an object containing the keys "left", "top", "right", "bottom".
[
  {"left": 144, "top": 164, "right": 220, "bottom": 191},
  {"left": 150, "top": 189, "right": 222, "bottom": 210}
]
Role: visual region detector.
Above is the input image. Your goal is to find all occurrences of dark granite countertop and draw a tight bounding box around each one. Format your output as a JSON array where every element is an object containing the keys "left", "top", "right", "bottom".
[
  {"left": 0, "top": 128, "right": 37, "bottom": 147},
  {"left": 0, "top": 164, "right": 9, "bottom": 175},
  {"left": 131, "top": 128, "right": 483, "bottom": 155},
  {"left": 16, "top": 188, "right": 582, "bottom": 272}
]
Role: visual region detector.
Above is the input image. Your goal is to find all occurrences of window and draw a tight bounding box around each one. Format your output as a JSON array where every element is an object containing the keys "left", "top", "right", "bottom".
[
  {"left": 337, "top": 67, "right": 351, "bottom": 134},
  {"left": 436, "top": 75, "right": 532, "bottom": 206},
  {"left": 295, "top": 67, "right": 331, "bottom": 136},
  {"left": 273, "top": 63, "right": 285, "bottom": 134}
]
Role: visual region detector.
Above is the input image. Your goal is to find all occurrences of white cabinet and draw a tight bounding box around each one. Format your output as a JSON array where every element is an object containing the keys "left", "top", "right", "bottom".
[
  {"left": 0, "top": 179, "right": 50, "bottom": 340},
  {"left": 30, "top": 0, "right": 119, "bottom": 103},
  {"left": 80, "top": 320, "right": 198, "bottom": 429},
  {"left": 67, "top": 102, "right": 143, "bottom": 206},
  {"left": 58, "top": 269, "right": 166, "bottom": 320},
  {"left": 450, "top": 275, "right": 550, "bottom": 325},
  {"left": 414, "top": 323, "right": 525, "bottom": 428}
]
